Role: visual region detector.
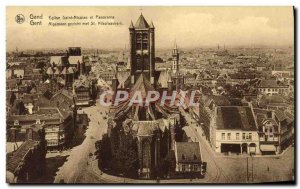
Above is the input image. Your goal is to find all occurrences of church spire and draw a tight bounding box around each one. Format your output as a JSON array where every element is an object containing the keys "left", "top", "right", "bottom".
[
  {"left": 172, "top": 39, "right": 179, "bottom": 75},
  {"left": 149, "top": 21, "right": 155, "bottom": 29},
  {"left": 174, "top": 39, "right": 177, "bottom": 49},
  {"left": 129, "top": 21, "right": 134, "bottom": 29},
  {"left": 135, "top": 14, "right": 149, "bottom": 29}
]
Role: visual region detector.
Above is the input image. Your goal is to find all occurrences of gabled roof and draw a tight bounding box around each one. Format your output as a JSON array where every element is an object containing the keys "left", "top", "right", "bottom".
[
  {"left": 46, "top": 67, "right": 54, "bottom": 75},
  {"left": 129, "top": 21, "right": 134, "bottom": 29},
  {"left": 54, "top": 67, "right": 61, "bottom": 75},
  {"left": 135, "top": 14, "right": 149, "bottom": 29},
  {"left": 149, "top": 21, "right": 155, "bottom": 29}
]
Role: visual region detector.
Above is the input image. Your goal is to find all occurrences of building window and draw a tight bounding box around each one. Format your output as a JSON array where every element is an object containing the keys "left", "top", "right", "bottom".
[
  {"left": 193, "top": 164, "right": 198, "bottom": 171},
  {"left": 227, "top": 133, "right": 231, "bottom": 140},
  {"left": 221, "top": 133, "right": 225, "bottom": 140},
  {"left": 270, "top": 128, "right": 273, "bottom": 133},
  {"left": 182, "top": 164, "right": 186, "bottom": 172},
  {"left": 242, "top": 133, "right": 246, "bottom": 140},
  {"left": 236, "top": 133, "right": 240, "bottom": 140},
  {"left": 249, "top": 133, "right": 252, "bottom": 140}
]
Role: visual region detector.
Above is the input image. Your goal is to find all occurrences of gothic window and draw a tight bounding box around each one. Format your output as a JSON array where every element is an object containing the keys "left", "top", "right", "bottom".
[
  {"left": 182, "top": 154, "right": 185, "bottom": 160},
  {"left": 142, "top": 33, "right": 148, "bottom": 40},
  {"left": 136, "top": 55, "right": 142, "bottom": 70},
  {"left": 136, "top": 42, "right": 142, "bottom": 50},
  {"left": 142, "top": 140, "right": 151, "bottom": 168},
  {"left": 142, "top": 42, "right": 148, "bottom": 50},
  {"left": 143, "top": 55, "right": 149, "bottom": 70},
  {"left": 136, "top": 33, "right": 142, "bottom": 40}
]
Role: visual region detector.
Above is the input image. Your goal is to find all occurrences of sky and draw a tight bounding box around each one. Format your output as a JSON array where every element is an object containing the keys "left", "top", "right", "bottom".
[{"left": 6, "top": 6, "right": 294, "bottom": 51}]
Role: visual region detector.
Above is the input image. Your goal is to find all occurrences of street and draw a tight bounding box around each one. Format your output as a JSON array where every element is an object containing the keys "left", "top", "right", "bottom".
[
  {"left": 181, "top": 107, "right": 294, "bottom": 183},
  {"left": 52, "top": 103, "right": 294, "bottom": 184},
  {"left": 54, "top": 102, "right": 109, "bottom": 183}
]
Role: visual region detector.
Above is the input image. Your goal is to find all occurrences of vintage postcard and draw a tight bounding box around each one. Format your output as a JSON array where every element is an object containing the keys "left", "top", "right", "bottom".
[{"left": 6, "top": 6, "right": 294, "bottom": 184}]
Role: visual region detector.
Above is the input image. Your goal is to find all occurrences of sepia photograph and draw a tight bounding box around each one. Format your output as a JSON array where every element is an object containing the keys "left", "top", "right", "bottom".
[{"left": 5, "top": 6, "right": 295, "bottom": 184}]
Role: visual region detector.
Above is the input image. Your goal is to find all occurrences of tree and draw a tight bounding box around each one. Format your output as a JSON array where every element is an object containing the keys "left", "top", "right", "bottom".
[
  {"left": 111, "top": 134, "right": 139, "bottom": 178},
  {"left": 98, "top": 134, "right": 112, "bottom": 170}
]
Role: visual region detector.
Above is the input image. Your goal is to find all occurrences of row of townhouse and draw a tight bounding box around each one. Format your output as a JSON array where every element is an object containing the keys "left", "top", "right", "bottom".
[{"left": 192, "top": 95, "right": 294, "bottom": 155}]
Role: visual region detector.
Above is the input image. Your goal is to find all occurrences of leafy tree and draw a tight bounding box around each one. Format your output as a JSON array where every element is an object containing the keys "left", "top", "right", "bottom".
[
  {"left": 111, "top": 134, "right": 139, "bottom": 178},
  {"left": 97, "top": 134, "right": 112, "bottom": 170}
]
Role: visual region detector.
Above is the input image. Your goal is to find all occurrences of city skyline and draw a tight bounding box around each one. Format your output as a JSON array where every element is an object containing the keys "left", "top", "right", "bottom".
[{"left": 7, "top": 6, "right": 294, "bottom": 51}]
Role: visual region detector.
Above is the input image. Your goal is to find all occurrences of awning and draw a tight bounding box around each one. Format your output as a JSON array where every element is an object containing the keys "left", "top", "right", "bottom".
[{"left": 260, "top": 145, "right": 276, "bottom": 152}]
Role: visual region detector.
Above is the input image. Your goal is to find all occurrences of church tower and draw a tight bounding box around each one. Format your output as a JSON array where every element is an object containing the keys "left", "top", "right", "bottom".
[
  {"left": 129, "top": 14, "right": 155, "bottom": 85},
  {"left": 172, "top": 41, "right": 179, "bottom": 74}
]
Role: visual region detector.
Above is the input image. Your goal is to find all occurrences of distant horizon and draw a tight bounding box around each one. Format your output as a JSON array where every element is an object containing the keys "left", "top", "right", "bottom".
[{"left": 7, "top": 44, "right": 294, "bottom": 53}]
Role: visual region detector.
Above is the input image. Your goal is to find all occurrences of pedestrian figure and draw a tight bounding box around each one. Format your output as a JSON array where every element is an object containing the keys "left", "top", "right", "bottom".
[{"left": 267, "top": 166, "right": 269, "bottom": 172}]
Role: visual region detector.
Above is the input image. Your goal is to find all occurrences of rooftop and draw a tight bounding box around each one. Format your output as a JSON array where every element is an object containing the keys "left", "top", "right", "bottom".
[
  {"left": 175, "top": 142, "right": 202, "bottom": 163},
  {"left": 216, "top": 106, "right": 257, "bottom": 131},
  {"left": 134, "top": 14, "right": 150, "bottom": 29},
  {"left": 7, "top": 140, "right": 39, "bottom": 173}
]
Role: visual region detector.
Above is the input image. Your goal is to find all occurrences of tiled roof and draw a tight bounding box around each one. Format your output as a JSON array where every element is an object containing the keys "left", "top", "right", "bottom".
[
  {"left": 135, "top": 14, "right": 149, "bottom": 29},
  {"left": 216, "top": 106, "right": 257, "bottom": 131},
  {"left": 182, "top": 126, "right": 198, "bottom": 142},
  {"left": 274, "top": 110, "right": 286, "bottom": 122},
  {"left": 258, "top": 80, "right": 285, "bottom": 88},
  {"left": 7, "top": 140, "right": 39, "bottom": 173},
  {"left": 175, "top": 142, "right": 201, "bottom": 163}
]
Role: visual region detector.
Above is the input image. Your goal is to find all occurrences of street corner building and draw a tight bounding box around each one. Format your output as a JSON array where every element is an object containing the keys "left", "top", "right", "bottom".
[{"left": 5, "top": 6, "right": 295, "bottom": 184}]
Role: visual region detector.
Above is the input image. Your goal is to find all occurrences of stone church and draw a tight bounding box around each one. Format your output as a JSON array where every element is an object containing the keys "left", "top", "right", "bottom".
[{"left": 107, "top": 14, "right": 185, "bottom": 179}]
